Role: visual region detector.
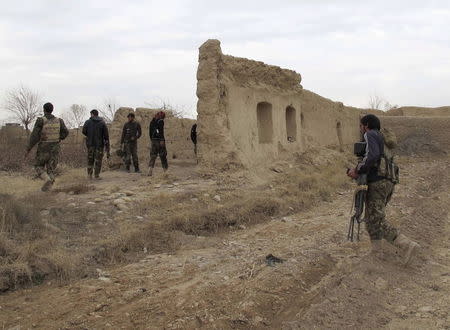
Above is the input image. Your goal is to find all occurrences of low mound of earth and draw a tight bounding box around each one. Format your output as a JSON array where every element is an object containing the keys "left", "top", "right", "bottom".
[{"left": 0, "top": 152, "right": 449, "bottom": 329}]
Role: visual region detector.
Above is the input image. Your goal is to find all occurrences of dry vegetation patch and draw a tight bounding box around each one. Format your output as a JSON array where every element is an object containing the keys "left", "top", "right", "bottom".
[{"left": 0, "top": 194, "right": 83, "bottom": 292}]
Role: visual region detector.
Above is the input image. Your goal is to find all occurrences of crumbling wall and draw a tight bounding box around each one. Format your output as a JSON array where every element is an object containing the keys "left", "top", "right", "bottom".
[
  {"left": 196, "top": 39, "right": 361, "bottom": 169},
  {"left": 386, "top": 106, "right": 450, "bottom": 117},
  {"left": 109, "top": 107, "right": 196, "bottom": 168}
]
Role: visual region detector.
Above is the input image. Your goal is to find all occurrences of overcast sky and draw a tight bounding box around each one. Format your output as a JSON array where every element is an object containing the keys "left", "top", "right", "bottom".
[{"left": 0, "top": 0, "right": 449, "bottom": 122}]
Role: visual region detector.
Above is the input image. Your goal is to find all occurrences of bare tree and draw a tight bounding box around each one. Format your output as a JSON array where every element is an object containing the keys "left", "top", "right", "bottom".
[
  {"left": 368, "top": 94, "right": 398, "bottom": 112},
  {"left": 145, "top": 97, "right": 191, "bottom": 118},
  {"left": 100, "top": 97, "right": 119, "bottom": 123},
  {"left": 63, "top": 104, "right": 88, "bottom": 129},
  {"left": 368, "top": 94, "right": 384, "bottom": 110},
  {"left": 3, "top": 85, "right": 42, "bottom": 132}
]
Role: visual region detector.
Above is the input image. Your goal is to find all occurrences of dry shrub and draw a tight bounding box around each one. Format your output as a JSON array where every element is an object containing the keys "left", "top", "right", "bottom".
[
  {"left": 0, "top": 194, "right": 82, "bottom": 292},
  {"left": 59, "top": 142, "right": 86, "bottom": 168},
  {"left": 168, "top": 197, "right": 279, "bottom": 235},
  {"left": 92, "top": 223, "right": 178, "bottom": 264},
  {"left": 0, "top": 128, "right": 28, "bottom": 171}
]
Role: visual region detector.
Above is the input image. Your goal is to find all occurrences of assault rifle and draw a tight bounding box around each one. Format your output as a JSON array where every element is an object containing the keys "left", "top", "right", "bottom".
[{"left": 347, "top": 142, "right": 368, "bottom": 241}]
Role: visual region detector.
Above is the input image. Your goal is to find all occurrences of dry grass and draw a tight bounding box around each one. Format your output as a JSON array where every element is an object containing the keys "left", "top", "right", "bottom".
[
  {"left": 0, "top": 194, "right": 83, "bottom": 292},
  {"left": 0, "top": 146, "right": 354, "bottom": 293}
]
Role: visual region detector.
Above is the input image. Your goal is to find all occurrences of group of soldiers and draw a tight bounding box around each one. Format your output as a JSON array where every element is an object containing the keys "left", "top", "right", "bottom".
[
  {"left": 26, "top": 103, "right": 419, "bottom": 265},
  {"left": 26, "top": 103, "right": 181, "bottom": 190}
]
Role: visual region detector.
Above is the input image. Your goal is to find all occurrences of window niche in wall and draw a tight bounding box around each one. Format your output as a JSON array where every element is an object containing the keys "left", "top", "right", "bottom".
[
  {"left": 257, "top": 102, "right": 273, "bottom": 143},
  {"left": 285, "top": 106, "right": 297, "bottom": 142}
]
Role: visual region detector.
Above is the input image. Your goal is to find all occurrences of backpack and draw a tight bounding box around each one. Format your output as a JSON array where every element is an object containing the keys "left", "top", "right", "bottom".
[{"left": 378, "top": 128, "right": 400, "bottom": 184}]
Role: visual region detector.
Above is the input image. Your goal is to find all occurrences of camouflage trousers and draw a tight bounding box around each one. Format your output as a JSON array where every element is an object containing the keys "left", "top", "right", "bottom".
[
  {"left": 124, "top": 141, "right": 139, "bottom": 168},
  {"left": 149, "top": 140, "right": 168, "bottom": 169},
  {"left": 365, "top": 179, "right": 399, "bottom": 242},
  {"left": 34, "top": 142, "right": 60, "bottom": 182},
  {"left": 87, "top": 146, "right": 104, "bottom": 176}
]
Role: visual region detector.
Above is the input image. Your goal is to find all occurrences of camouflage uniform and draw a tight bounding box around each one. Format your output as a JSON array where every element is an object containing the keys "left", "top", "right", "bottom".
[
  {"left": 123, "top": 141, "right": 139, "bottom": 169},
  {"left": 87, "top": 147, "right": 104, "bottom": 177},
  {"left": 121, "top": 120, "right": 141, "bottom": 171},
  {"left": 365, "top": 179, "right": 399, "bottom": 242},
  {"left": 27, "top": 114, "right": 69, "bottom": 188},
  {"left": 149, "top": 140, "right": 168, "bottom": 169},
  {"left": 149, "top": 117, "right": 168, "bottom": 170}
]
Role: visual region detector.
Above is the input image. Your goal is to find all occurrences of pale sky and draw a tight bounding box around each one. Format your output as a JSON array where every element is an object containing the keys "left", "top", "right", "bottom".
[{"left": 1, "top": 0, "right": 449, "bottom": 122}]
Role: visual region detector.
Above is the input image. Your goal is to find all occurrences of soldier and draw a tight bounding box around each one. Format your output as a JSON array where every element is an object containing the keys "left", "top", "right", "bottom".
[
  {"left": 147, "top": 111, "right": 168, "bottom": 176},
  {"left": 120, "top": 113, "right": 142, "bottom": 173},
  {"left": 26, "top": 102, "right": 69, "bottom": 191},
  {"left": 347, "top": 114, "right": 420, "bottom": 265},
  {"left": 82, "top": 109, "right": 110, "bottom": 179},
  {"left": 191, "top": 123, "right": 197, "bottom": 156}
]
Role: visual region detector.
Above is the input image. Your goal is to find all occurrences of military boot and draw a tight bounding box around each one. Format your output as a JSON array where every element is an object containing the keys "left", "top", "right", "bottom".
[
  {"left": 393, "top": 234, "right": 420, "bottom": 266},
  {"left": 370, "top": 240, "right": 384, "bottom": 259},
  {"left": 147, "top": 167, "right": 153, "bottom": 177},
  {"left": 135, "top": 165, "right": 141, "bottom": 173},
  {"left": 126, "top": 165, "right": 131, "bottom": 173},
  {"left": 41, "top": 174, "right": 54, "bottom": 192}
]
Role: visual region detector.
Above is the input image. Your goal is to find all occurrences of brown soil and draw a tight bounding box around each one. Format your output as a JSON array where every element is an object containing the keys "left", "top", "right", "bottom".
[{"left": 0, "top": 154, "right": 449, "bottom": 329}]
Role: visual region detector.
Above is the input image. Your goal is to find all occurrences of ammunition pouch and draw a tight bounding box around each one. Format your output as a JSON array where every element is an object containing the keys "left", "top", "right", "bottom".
[{"left": 378, "top": 152, "right": 399, "bottom": 184}]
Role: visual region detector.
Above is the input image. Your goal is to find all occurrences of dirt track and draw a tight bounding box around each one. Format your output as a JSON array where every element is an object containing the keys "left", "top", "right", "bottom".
[{"left": 0, "top": 156, "right": 449, "bottom": 329}]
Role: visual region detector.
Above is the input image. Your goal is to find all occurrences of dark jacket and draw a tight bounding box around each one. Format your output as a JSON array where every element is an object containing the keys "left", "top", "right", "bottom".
[
  {"left": 82, "top": 116, "right": 110, "bottom": 149},
  {"left": 121, "top": 121, "right": 142, "bottom": 144},
  {"left": 149, "top": 118, "right": 165, "bottom": 141},
  {"left": 356, "top": 129, "right": 385, "bottom": 182},
  {"left": 191, "top": 124, "right": 197, "bottom": 144},
  {"left": 27, "top": 114, "right": 69, "bottom": 151}
]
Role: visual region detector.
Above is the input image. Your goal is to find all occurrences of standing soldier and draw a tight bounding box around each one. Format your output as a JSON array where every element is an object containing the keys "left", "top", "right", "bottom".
[
  {"left": 347, "top": 114, "right": 420, "bottom": 265},
  {"left": 82, "top": 109, "right": 110, "bottom": 179},
  {"left": 120, "top": 113, "right": 142, "bottom": 173},
  {"left": 191, "top": 123, "right": 197, "bottom": 157},
  {"left": 147, "top": 111, "right": 168, "bottom": 176},
  {"left": 26, "top": 102, "right": 69, "bottom": 191}
]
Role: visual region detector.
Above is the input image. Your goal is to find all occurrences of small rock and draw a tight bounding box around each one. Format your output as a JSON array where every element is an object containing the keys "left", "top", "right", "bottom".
[
  {"left": 98, "top": 277, "right": 111, "bottom": 282},
  {"left": 418, "top": 306, "right": 433, "bottom": 313},
  {"left": 117, "top": 204, "right": 128, "bottom": 211},
  {"left": 203, "top": 193, "right": 210, "bottom": 197},
  {"left": 375, "top": 277, "right": 388, "bottom": 290},
  {"left": 191, "top": 198, "right": 199, "bottom": 202},
  {"left": 98, "top": 211, "right": 106, "bottom": 215},
  {"left": 87, "top": 202, "right": 95, "bottom": 205},
  {"left": 223, "top": 276, "right": 229, "bottom": 280},
  {"left": 213, "top": 195, "right": 221, "bottom": 202},
  {"left": 113, "top": 198, "right": 125, "bottom": 206},
  {"left": 155, "top": 184, "right": 161, "bottom": 188},
  {"left": 123, "top": 288, "right": 147, "bottom": 300},
  {"left": 94, "top": 198, "right": 102, "bottom": 203},
  {"left": 136, "top": 216, "right": 144, "bottom": 220},
  {"left": 68, "top": 203, "right": 76, "bottom": 207},
  {"left": 254, "top": 316, "right": 264, "bottom": 323},
  {"left": 124, "top": 190, "right": 135, "bottom": 196}
]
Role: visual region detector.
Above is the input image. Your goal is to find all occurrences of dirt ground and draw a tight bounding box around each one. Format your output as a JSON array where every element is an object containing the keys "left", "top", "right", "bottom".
[{"left": 0, "top": 154, "right": 449, "bottom": 329}]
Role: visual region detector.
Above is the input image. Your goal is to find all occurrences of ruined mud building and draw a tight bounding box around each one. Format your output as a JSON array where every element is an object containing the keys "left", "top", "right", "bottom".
[{"left": 108, "top": 39, "right": 449, "bottom": 167}]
